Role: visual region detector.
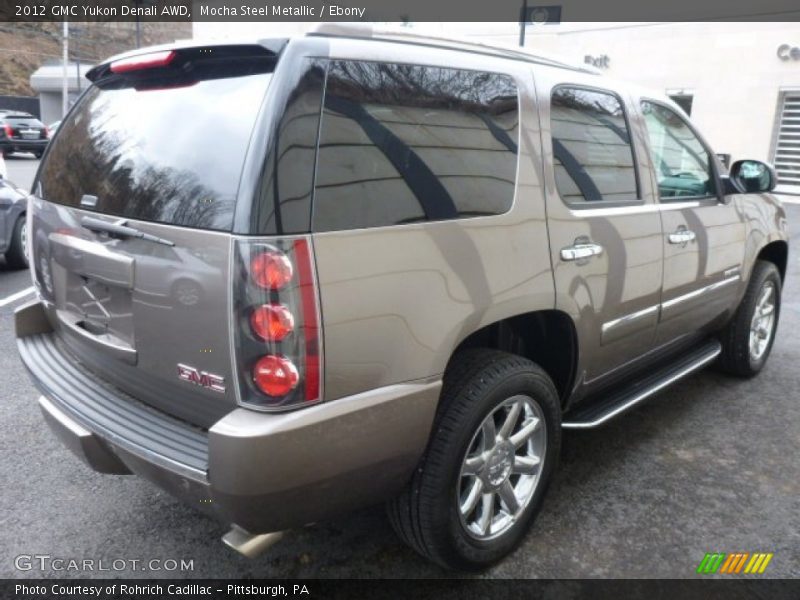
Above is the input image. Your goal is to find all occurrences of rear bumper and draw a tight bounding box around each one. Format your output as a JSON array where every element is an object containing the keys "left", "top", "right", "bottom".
[
  {"left": 1, "top": 139, "right": 47, "bottom": 153},
  {"left": 16, "top": 300, "right": 439, "bottom": 533}
]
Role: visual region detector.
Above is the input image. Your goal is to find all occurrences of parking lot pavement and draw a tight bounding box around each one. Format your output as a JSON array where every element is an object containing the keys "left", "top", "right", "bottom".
[
  {"left": 4, "top": 154, "right": 40, "bottom": 193},
  {"left": 0, "top": 206, "right": 798, "bottom": 579}
]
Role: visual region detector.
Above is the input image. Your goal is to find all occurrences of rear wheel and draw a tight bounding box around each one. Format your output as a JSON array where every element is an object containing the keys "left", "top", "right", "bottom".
[
  {"left": 718, "top": 260, "right": 781, "bottom": 377},
  {"left": 33, "top": 151, "right": 43, "bottom": 159},
  {"left": 4, "top": 216, "right": 28, "bottom": 269},
  {"left": 388, "top": 349, "right": 561, "bottom": 570}
]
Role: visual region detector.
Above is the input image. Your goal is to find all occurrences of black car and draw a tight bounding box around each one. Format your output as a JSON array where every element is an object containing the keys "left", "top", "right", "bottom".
[
  {"left": 0, "top": 112, "right": 49, "bottom": 158},
  {"left": 0, "top": 177, "right": 28, "bottom": 268}
]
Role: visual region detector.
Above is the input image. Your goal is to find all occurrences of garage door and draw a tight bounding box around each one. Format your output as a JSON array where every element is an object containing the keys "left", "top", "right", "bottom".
[{"left": 773, "top": 93, "right": 800, "bottom": 193}]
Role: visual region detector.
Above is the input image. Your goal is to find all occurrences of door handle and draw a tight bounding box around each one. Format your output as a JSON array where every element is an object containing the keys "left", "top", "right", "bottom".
[
  {"left": 668, "top": 229, "right": 696, "bottom": 245},
  {"left": 561, "top": 241, "right": 604, "bottom": 262}
]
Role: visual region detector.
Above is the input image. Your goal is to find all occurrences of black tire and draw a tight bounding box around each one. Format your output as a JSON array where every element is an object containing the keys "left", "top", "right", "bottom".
[
  {"left": 717, "top": 260, "right": 781, "bottom": 377},
  {"left": 4, "top": 216, "right": 28, "bottom": 269},
  {"left": 33, "top": 152, "right": 43, "bottom": 159},
  {"left": 388, "top": 349, "right": 561, "bottom": 571}
]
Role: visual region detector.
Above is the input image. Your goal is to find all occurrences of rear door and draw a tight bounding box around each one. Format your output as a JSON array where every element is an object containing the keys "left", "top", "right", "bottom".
[
  {"left": 637, "top": 100, "right": 746, "bottom": 346},
  {"left": 539, "top": 70, "right": 664, "bottom": 387},
  {"left": 30, "top": 46, "right": 277, "bottom": 427}
]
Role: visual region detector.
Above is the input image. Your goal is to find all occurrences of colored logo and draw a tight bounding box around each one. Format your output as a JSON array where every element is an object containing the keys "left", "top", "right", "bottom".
[{"left": 696, "top": 552, "right": 773, "bottom": 574}]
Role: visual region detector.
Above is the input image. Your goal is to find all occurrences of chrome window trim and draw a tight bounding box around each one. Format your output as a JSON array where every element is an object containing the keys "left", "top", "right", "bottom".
[{"left": 571, "top": 200, "right": 701, "bottom": 218}]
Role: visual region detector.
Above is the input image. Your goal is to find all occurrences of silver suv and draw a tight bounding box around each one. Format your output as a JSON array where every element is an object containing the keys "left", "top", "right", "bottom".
[{"left": 15, "top": 27, "right": 788, "bottom": 570}]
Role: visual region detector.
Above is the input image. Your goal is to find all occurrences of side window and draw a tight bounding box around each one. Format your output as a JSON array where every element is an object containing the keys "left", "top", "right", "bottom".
[
  {"left": 640, "top": 101, "right": 715, "bottom": 199},
  {"left": 313, "top": 61, "right": 519, "bottom": 232},
  {"left": 550, "top": 87, "right": 639, "bottom": 204}
]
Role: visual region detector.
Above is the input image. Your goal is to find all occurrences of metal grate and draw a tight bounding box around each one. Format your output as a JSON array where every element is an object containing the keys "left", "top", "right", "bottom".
[{"left": 773, "top": 93, "right": 800, "bottom": 187}]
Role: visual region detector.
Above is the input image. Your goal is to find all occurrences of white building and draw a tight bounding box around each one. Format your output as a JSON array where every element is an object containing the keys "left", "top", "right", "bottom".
[
  {"left": 29, "top": 62, "right": 93, "bottom": 125},
  {"left": 193, "top": 21, "right": 800, "bottom": 193}
]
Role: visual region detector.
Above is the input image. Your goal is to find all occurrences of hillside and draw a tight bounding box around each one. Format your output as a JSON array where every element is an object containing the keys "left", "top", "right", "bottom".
[{"left": 0, "top": 22, "right": 192, "bottom": 96}]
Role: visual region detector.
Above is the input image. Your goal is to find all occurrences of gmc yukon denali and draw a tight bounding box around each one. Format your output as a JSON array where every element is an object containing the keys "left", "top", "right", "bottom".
[{"left": 15, "top": 26, "right": 788, "bottom": 570}]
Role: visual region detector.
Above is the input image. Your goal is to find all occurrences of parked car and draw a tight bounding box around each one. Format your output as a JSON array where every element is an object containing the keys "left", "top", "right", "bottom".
[
  {"left": 0, "top": 177, "right": 28, "bottom": 268},
  {"left": 0, "top": 112, "right": 49, "bottom": 158},
  {"left": 15, "top": 27, "right": 788, "bottom": 571},
  {"left": 0, "top": 152, "right": 6, "bottom": 179}
]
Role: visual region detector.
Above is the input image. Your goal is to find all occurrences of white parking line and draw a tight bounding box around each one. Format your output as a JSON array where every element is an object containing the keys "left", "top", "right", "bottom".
[{"left": 0, "top": 286, "right": 34, "bottom": 308}]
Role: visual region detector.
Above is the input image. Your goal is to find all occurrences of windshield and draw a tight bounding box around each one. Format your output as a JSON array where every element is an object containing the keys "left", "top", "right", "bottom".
[{"left": 37, "top": 72, "right": 273, "bottom": 231}]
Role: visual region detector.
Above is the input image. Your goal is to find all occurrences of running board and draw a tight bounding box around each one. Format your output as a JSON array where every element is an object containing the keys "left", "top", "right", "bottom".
[{"left": 562, "top": 340, "right": 722, "bottom": 429}]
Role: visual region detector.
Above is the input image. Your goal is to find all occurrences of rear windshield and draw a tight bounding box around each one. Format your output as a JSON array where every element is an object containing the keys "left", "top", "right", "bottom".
[
  {"left": 6, "top": 116, "right": 45, "bottom": 127},
  {"left": 38, "top": 73, "right": 272, "bottom": 231}
]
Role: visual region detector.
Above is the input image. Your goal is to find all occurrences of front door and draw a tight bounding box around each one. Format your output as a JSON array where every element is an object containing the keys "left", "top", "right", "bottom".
[
  {"left": 540, "top": 74, "right": 663, "bottom": 388},
  {"left": 637, "top": 100, "right": 746, "bottom": 346}
]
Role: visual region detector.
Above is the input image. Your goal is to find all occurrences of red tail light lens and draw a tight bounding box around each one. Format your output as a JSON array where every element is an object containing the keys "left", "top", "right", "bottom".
[
  {"left": 250, "top": 303, "right": 294, "bottom": 342},
  {"left": 3, "top": 124, "right": 13, "bottom": 138},
  {"left": 110, "top": 50, "right": 177, "bottom": 74},
  {"left": 293, "top": 238, "right": 321, "bottom": 402},
  {"left": 253, "top": 355, "right": 299, "bottom": 397},
  {"left": 233, "top": 237, "right": 323, "bottom": 410},
  {"left": 250, "top": 250, "right": 293, "bottom": 290}
]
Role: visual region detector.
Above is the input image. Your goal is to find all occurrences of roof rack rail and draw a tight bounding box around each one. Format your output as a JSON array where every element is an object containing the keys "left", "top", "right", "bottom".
[{"left": 308, "top": 23, "right": 601, "bottom": 75}]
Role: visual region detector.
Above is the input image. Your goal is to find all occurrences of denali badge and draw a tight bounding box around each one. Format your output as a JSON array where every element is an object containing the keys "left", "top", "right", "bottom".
[{"left": 177, "top": 363, "right": 225, "bottom": 393}]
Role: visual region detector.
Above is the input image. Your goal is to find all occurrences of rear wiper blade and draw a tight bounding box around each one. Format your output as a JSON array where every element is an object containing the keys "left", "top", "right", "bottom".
[{"left": 81, "top": 216, "right": 175, "bottom": 246}]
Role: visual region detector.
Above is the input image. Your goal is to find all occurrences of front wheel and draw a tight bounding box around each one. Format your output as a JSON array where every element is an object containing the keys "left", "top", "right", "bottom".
[
  {"left": 388, "top": 349, "right": 561, "bottom": 570},
  {"left": 718, "top": 260, "right": 781, "bottom": 377}
]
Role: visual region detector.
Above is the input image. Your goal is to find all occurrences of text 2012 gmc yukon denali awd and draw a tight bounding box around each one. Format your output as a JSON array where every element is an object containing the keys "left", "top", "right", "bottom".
[{"left": 15, "top": 26, "right": 788, "bottom": 570}]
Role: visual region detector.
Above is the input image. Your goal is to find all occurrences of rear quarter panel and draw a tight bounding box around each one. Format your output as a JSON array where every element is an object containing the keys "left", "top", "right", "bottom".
[{"left": 312, "top": 41, "right": 553, "bottom": 401}]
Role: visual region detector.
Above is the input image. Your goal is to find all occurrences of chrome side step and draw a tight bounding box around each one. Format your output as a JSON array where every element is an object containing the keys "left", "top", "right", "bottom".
[{"left": 562, "top": 340, "right": 722, "bottom": 429}]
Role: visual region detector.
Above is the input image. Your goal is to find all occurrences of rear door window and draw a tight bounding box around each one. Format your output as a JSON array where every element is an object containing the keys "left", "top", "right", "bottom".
[
  {"left": 550, "top": 86, "right": 639, "bottom": 205},
  {"left": 5, "top": 116, "right": 45, "bottom": 128},
  {"left": 313, "top": 60, "right": 519, "bottom": 232},
  {"left": 37, "top": 57, "right": 274, "bottom": 232}
]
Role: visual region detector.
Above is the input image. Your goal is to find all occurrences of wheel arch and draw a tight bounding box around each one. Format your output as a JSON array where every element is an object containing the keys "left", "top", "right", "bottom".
[
  {"left": 755, "top": 240, "right": 788, "bottom": 282},
  {"left": 444, "top": 310, "right": 578, "bottom": 408}
]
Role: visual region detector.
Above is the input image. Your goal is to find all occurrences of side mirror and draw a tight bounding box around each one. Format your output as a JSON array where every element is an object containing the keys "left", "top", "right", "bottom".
[{"left": 730, "top": 159, "right": 777, "bottom": 193}]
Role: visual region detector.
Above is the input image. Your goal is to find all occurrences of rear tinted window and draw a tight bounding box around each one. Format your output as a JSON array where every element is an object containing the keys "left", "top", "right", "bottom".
[
  {"left": 5, "top": 116, "right": 44, "bottom": 127},
  {"left": 38, "top": 74, "right": 271, "bottom": 231},
  {"left": 313, "top": 60, "right": 519, "bottom": 232},
  {"left": 550, "top": 86, "right": 639, "bottom": 204}
]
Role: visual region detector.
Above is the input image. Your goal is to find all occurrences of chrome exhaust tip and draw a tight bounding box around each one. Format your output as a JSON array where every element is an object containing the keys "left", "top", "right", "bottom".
[{"left": 222, "top": 525, "right": 284, "bottom": 559}]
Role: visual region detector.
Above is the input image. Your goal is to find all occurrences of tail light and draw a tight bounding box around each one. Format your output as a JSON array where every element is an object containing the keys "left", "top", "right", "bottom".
[
  {"left": 44, "top": 127, "right": 51, "bottom": 139},
  {"left": 110, "top": 50, "right": 177, "bottom": 74},
  {"left": 3, "top": 124, "right": 13, "bottom": 138},
  {"left": 232, "top": 237, "right": 322, "bottom": 410}
]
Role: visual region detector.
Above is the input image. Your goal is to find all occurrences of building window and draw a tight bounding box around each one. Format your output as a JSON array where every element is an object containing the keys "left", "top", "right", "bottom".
[
  {"left": 550, "top": 86, "right": 639, "bottom": 204},
  {"left": 667, "top": 94, "right": 694, "bottom": 116},
  {"left": 313, "top": 60, "right": 519, "bottom": 232}
]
